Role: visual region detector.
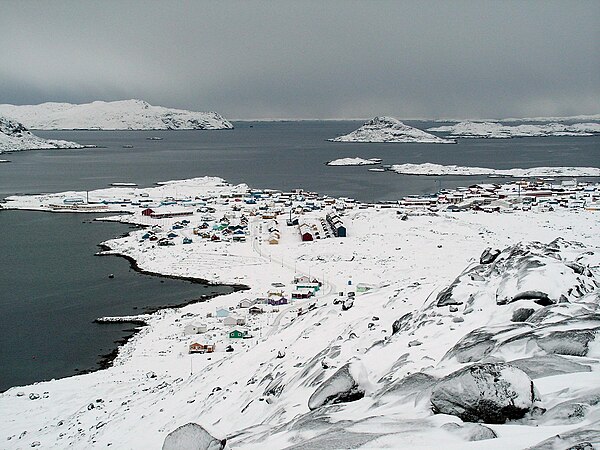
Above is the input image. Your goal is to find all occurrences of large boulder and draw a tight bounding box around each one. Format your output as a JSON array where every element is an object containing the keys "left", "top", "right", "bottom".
[
  {"left": 308, "top": 362, "right": 366, "bottom": 410},
  {"left": 430, "top": 363, "right": 538, "bottom": 424},
  {"left": 162, "top": 423, "right": 226, "bottom": 450},
  {"left": 436, "top": 241, "right": 599, "bottom": 308}
]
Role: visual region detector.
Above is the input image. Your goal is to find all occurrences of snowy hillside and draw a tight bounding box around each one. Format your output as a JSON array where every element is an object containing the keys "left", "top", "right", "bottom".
[
  {"left": 1, "top": 177, "right": 599, "bottom": 449},
  {"left": 0, "top": 99, "right": 233, "bottom": 130},
  {"left": 329, "top": 117, "right": 456, "bottom": 143},
  {"left": 0, "top": 116, "right": 83, "bottom": 153},
  {"left": 428, "top": 121, "right": 600, "bottom": 138}
]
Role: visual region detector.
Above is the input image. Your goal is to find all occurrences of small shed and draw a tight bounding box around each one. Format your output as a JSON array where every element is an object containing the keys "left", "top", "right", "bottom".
[
  {"left": 248, "top": 306, "right": 264, "bottom": 315},
  {"left": 142, "top": 208, "right": 155, "bottom": 216}
]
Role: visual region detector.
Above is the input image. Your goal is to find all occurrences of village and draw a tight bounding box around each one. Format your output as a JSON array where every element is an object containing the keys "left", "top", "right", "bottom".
[{"left": 4, "top": 175, "right": 599, "bottom": 359}]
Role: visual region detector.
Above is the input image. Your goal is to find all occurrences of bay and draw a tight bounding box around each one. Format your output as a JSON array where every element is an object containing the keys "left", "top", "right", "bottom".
[{"left": 0, "top": 120, "right": 598, "bottom": 391}]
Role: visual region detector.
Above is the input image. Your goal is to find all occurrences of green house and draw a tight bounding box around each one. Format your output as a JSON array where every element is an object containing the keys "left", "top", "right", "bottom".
[{"left": 229, "top": 329, "right": 247, "bottom": 339}]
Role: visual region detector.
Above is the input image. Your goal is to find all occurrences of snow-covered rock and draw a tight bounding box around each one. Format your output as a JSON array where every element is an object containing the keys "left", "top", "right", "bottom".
[
  {"left": 389, "top": 162, "right": 600, "bottom": 177},
  {"left": 440, "top": 422, "right": 497, "bottom": 441},
  {"left": 427, "top": 121, "right": 600, "bottom": 138},
  {"left": 527, "top": 420, "right": 600, "bottom": 449},
  {"left": 326, "top": 157, "right": 381, "bottom": 166},
  {"left": 436, "top": 240, "right": 600, "bottom": 308},
  {"left": 430, "top": 363, "right": 538, "bottom": 423},
  {"left": 308, "top": 362, "right": 368, "bottom": 410},
  {"left": 0, "top": 116, "right": 83, "bottom": 153},
  {"left": 0, "top": 99, "right": 233, "bottom": 130},
  {"left": 329, "top": 117, "right": 456, "bottom": 143},
  {"left": 162, "top": 423, "right": 226, "bottom": 450}
]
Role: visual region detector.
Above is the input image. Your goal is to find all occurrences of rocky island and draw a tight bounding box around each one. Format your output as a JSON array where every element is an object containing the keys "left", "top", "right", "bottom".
[
  {"left": 0, "top": 116, "right": 84, "bottom": 153},
  {"left": 329, "top": 116, "right": 456, "bottom": 143}
]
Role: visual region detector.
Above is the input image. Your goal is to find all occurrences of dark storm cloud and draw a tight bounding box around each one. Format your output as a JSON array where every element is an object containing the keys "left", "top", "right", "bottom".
[{"left": 1, "top": 0, "right": 598, "bottom": 119}]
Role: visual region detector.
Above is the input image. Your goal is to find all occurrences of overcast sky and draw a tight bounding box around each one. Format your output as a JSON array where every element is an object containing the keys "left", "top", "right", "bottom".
[{"left": 1, "top": 1, "right": 598, "bottom": 119}]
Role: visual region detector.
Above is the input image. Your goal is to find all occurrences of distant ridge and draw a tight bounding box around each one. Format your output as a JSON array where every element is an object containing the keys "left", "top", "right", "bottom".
[{"left": 0, "top": 99, "right": 233, "bottom": 130}]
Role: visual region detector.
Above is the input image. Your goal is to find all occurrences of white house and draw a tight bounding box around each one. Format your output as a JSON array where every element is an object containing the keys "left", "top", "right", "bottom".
[
  {"left": 237, "top": 298, "right": 255, "bottom": 309},
  {"left": 223, "top": 316, "right": 246, "bottom": 327},
  {"left": 184, "top": 323, "right": 208, "bottom": 335}
]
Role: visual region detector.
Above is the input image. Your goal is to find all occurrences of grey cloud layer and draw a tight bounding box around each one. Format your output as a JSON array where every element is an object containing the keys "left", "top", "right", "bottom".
[{"left": 1, "top": 0, "right": 598, "bottom": 119}]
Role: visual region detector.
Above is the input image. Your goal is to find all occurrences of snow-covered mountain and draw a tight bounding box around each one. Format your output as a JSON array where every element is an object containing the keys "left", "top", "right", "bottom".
[
  {"left": 428, "top": 121, "right": 600, "bottom": 138},
  {"left": 0, "top": 99, "right": 233, "bottom": 130},
  {"left": 0, "top": 116, "right": 83, "bottom": 153},
  {"left": 329, "top": 116, "right": 456, "bottom": 143}
]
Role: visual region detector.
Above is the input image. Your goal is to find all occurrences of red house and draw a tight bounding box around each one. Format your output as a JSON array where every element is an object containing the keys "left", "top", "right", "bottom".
[{"left": 142, "top": 208, "right": 155, "bottom": 216}]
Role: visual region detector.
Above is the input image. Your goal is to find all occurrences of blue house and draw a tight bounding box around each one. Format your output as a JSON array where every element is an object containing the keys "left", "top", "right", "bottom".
[{"left": 216, "top": 308, "right": 230, "bottom": 318}]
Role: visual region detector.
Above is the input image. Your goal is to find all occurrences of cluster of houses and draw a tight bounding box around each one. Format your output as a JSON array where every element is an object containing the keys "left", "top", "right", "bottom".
[
  {"left": 138, "top": 213, "right": 251, "bottom": 247},
  {"left": 390, "top": 180, "right": 600, "bottom": 213},
  {"left": 185, "top": 276, "right": 323, "bottom": 354},
  {"left": 297, "top": 214, "right": 347, "bottom": 241}
]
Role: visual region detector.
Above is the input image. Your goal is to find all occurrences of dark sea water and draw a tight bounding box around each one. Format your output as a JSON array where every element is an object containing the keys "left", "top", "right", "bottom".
[{"left": 0, "top": 120, "right": 598, "bottom": 391}]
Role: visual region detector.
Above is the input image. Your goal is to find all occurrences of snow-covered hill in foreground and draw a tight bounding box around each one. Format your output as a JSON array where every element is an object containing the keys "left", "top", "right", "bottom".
[
  {"left": 0, "top": 116, "right": 83, "bottom": 153},
  {"left": 1, "top": 177, "right": 600, "bottom": 449},
  {"left": 330, "top": 117, "right": 456, "bottom": 143},
  {"left": 0, "top": 99, "right": 233, "bottom": 130},
  {"left": 428, "top": 121, "right": 600, "bottom": 138}
]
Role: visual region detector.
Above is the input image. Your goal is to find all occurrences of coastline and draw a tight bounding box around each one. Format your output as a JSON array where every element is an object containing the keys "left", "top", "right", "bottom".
[
  {"left": 86, "top": 245, "right": 249, "bottom": 379},
  {"left": 1, "top": 176, "right": 599, "bottom": 449}
]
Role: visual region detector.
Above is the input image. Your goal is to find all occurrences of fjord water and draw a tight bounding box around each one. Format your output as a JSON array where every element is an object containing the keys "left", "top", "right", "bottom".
[
  {"left": 1, "top": 120, "right": 599, "bottom": 391},
  {"left": 3, "top": 121, "right": 600, "bottom": 201},
  {"left": 0, "top": 212, "right": 234, "bottom": 392}
]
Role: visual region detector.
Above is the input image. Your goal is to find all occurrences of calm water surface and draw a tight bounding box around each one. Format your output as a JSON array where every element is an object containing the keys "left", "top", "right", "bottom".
[{"left": 0, "top": 121, "right": 598, "bottom": 391}]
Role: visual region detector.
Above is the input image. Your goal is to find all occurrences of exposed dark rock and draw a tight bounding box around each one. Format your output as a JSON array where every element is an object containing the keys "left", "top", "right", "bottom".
[
  {"left": 480, "top": 247, "right": 501, "bottom": 264},
  {"left": 436, "top": 278, "right": 466, "bottom": 306},
  {"left": 342, "top": 298, "right": 354, "bottom": 311},
  {"left": 511, "top": 308, "right": 535, "bottom": 322},
  {"left": 392, "top": 312, "right": 413, "bottom": 335},
  {"left": 430, "top": 363, "right": 537, "bottom": 424},
  {"left": 308, "top": 363, "right": 365, "bottom": 410},
  {"left": 162, "top": 423, "right": 225, "bottom": 450}
]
